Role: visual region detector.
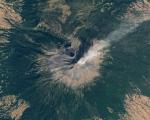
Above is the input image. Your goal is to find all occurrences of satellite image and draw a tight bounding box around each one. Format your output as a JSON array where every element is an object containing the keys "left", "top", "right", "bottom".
[{"left": 0, "top": 0, "right": 150, "bottom": 120}]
